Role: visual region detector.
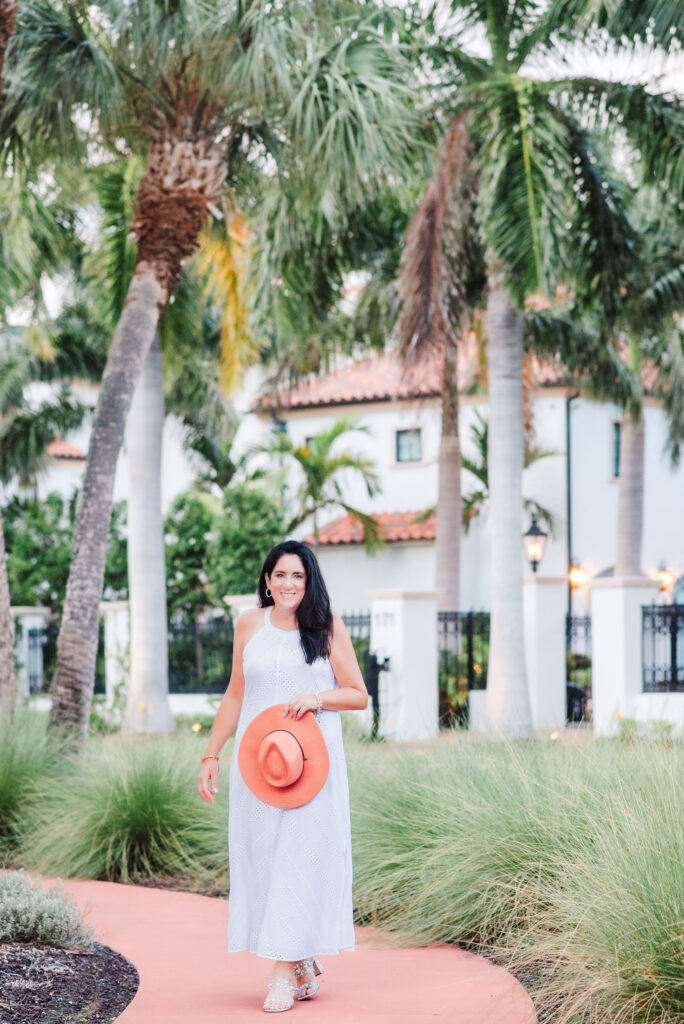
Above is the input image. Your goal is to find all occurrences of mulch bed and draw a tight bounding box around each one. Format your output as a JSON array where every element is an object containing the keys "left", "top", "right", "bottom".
[{"left": 0, "top": 941, "right": 139, "bottom": 1024}]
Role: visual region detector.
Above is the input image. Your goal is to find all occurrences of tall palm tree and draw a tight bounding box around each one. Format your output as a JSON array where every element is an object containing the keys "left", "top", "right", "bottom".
[
  {"left": 4, "top": 0, "right": 416, "bottom": 741},
  {"left": 252, "top": 417, "right": 383, "bottom": 548},
  {"left": 461, "top": 412, "right": 556, "bottom": 533},
  {"left": 396, "top": 117, "right": 478, "bottom": 612},
  {"left": 394, "top": 0, "right": 683, "bottom": 737},
  {"left": 92, "top": 155, "right": 250, "bottom": 733}
]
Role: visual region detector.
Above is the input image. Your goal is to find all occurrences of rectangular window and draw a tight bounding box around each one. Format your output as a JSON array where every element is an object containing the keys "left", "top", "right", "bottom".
[
  {"left": 396, "top": 428, "right": 422, "bottom": 463},
  {"left": 613, "top": 421, "right": 621, "bottom": 478}
]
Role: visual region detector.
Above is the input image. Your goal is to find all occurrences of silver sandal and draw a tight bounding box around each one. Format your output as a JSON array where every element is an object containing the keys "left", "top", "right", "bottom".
[
  {"left": 263, "top": 977, "right": 295, "bottom": 1012},
  {"left": 292, "top": 957, "right": 323, "bottom": 1000}
]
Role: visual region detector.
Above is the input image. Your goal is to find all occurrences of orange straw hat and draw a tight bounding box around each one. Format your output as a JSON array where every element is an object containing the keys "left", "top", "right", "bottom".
[{"left": 238, "top": 704, "right": 330, "bottom": 809}]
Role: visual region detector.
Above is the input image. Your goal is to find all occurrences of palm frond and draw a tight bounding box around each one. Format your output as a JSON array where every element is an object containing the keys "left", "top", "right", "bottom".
[
  {"left": 0, "top": 389, "right": 84, "bottom": 483},
  {"left": 195, "top": 213, "right": 257, "bottom": 394},
  {"left": 656, "top": 329, "right": 684, "bottom": 466},
  {"left": 472, "top": 76, "right": 571, "bottom": 305},
  {"left": 397, "top": 115, "right": 476, "bottom": 363}
]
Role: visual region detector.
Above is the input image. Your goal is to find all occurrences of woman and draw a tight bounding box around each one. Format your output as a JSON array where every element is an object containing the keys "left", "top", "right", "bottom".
[{"left": 197, "top": 539, "right": 368, "bottom": 1012}]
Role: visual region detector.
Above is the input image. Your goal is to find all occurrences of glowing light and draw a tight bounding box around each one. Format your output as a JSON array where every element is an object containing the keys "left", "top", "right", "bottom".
[{"left": 569, "top": 565, "right": 588, "bottom": 588}]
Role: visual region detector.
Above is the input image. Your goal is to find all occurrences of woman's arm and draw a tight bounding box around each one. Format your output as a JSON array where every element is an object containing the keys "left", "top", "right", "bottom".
[
  {"left": 285, "top": 612, "right": 368, "bottom": 719},
  {"left": 197, "top": 609, "right": 257, "bottom": 802}
]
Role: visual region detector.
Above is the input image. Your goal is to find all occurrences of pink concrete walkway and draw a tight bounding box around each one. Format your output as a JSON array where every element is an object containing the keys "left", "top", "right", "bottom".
[{"left": 62, "top": 880, "right": 537, "bottom": 1024}]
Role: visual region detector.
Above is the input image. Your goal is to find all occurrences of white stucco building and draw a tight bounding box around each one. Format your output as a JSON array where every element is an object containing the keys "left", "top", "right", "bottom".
[{"left": 228, "top": 348, "right": 684, "bottom": 617}]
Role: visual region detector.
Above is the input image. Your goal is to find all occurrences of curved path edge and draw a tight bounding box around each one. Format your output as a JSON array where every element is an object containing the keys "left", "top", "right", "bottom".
[{"left": 60, "top": 879, "right": 537, "bottom": 1024}]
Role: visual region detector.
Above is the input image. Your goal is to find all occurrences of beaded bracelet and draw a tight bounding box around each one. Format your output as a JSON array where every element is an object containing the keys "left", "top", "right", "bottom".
[
  {"left": 201, "top": 755, "right": 219, "bottom": 763},
  {"left": 314, "top": 693, "right": 323, "bottom": 714}
]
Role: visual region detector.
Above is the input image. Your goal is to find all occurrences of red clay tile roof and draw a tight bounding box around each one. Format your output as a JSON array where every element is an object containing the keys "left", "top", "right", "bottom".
[
  {"left": 306, "top": 510, "right": 436, "bottom": 545},
  {"left": 47, "top": 436, "right": 86, "bottom": 460},
  {"left": 257, "top": 339, "right": 573, "bottom": 413}
]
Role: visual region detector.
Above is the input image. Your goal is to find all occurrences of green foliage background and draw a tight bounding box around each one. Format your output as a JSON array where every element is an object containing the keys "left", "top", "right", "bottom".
[
  {"left": 3, "top": 492, "right": 127, "bottom": 610},
  {"left": 164, "top": 481, "right": 285, "bottom": 619}
]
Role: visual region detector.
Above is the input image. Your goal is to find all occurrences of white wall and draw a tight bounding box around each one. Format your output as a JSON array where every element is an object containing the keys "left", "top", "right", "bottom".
[{"left": 571, "top": 397, "right": 684, "bottom": 579}]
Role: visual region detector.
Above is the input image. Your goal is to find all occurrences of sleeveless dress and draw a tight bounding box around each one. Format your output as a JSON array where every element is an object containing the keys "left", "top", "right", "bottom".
[{"left": 227, "top": 607, "right": 355, "bottom": 961}]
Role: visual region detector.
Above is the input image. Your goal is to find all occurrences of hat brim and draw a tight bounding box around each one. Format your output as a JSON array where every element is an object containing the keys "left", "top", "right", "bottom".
[{"left": 238, "top": 704, "right": 330, "bottom": 809}]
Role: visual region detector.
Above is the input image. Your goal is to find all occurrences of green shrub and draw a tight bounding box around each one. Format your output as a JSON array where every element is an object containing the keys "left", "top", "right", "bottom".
[
  {"left": 0, "top": 709, "right": 61, "bottom": 860},
  {"left": 0, "top": 871, "right": 93, "bottom": 950},
  {"left": 19, "top": 735, "right": 230, "bottom": 884}
]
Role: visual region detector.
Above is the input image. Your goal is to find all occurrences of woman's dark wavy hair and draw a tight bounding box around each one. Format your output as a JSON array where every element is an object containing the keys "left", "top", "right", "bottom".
[{"left": 257, "top": 540, "right": 333, "bottom": 664}]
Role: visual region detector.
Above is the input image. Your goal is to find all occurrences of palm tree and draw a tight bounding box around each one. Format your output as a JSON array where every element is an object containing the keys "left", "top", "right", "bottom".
[
  {"left": 252, "top": 417, "right": 382, "bottom": 549},
  {"left": 393, "top": 0, "right": 683, "bottom": 737},
  {"left": 5, "top": 0, "right": 416, "bottom": 741},
  {"left": 461, "top": 412, "right": 556, "bottom": 533},
  {"left": 91, "top": 155, "right": 249, "bottom": 733},
  {"left": 396, "top": 117, "right": 478, "bottom": 612}
]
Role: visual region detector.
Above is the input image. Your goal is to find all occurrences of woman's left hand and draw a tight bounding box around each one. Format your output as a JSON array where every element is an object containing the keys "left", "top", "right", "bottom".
[{"left": 284, "top": 693, "right": 319, "bottom": 720}]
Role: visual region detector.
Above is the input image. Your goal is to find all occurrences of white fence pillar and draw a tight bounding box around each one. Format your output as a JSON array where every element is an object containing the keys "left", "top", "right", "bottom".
[
  {"left": 590, "top": 576, "right": 660, "bottom": 736},
  {"left": 523, "top": 576, "right": 567, "bottom": 731},
  {"left": 100, "top": 600, "right": 130, "bottom": 707},
  {"left": 369, "top": 590, "right": 438, "bottom": 741},
  {"left": 10, "top": 606, "right": 52, "bottom": 697}
]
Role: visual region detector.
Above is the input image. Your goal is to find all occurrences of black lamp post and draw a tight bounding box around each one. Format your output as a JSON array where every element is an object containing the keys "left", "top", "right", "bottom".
[{"left": 523, "top": 512, "right": 548, "bottom": 574}]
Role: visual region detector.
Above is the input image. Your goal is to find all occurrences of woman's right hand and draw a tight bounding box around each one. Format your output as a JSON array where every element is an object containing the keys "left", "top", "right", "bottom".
[{"left": 197, "top": 759, "right": 219, "bottom": 803}]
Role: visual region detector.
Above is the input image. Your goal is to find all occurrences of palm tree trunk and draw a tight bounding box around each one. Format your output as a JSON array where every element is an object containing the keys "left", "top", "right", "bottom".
[
  {"left": 615, "top": 411, "right": 645, "bottom": 577},
  {"left": 0, "top": 0, "right": 17, "bottom": 101},
  {"left": 484, "top": 273, "right": 533, "bottom": 738},
  {"left": 123, "top": 333, "right": 174, "bottom": 734},
  {"left": 0, "top": 505, "right": 17, "bottom": 715},
  {"left": 435, "top": 337, "right": 461, "bottom": 612},
  {"left": 49, "top": 266, "right": 165, "bottom": 741}
]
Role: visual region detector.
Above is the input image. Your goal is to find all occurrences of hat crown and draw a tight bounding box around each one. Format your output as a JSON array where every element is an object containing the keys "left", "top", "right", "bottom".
[{"left": 257, "top": 730, "right": 304, "bottom": 788}]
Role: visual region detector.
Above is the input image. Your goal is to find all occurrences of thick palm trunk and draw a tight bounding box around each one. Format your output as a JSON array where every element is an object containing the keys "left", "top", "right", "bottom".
[
  {"left": 436, "top": 338, "right": 461, "bottom": 611},
  {"left": 49, "top": 128, "right": 227, "bottom": 743},
  {"left": 0, "top": 506, "right": 17, "bottom": 715},
  {"left": 123, "top": 334, "right": 173, "bottom": 733},
  {"left": 484, "top": 275, "right": 533, "bottom": 738},
  {"left": 49, "top": 267, "right": 165, "bottom": 740},
  {"left": 615, "top": 411, "right": 645, "bottom": 576}
]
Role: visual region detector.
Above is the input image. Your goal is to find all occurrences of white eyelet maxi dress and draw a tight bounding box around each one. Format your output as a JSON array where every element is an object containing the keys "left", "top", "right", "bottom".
[{"left": 227, "top": 607, "right": 355, "bottom": 961}]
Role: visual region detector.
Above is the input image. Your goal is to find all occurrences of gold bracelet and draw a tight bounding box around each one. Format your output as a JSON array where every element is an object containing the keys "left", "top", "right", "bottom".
[{"left": 201, "top": 755, "right": 219, "bottom": 762}]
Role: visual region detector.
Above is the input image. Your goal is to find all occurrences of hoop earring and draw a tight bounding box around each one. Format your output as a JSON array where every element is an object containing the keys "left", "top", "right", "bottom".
[{"left": 265, "top": 587, "right": 272, "bottom": 598}]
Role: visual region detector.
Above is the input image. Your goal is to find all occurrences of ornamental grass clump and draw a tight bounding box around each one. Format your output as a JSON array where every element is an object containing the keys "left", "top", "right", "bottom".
[
  {"left": 504, "top": 742, "right": 684, "bottom": 1024},
  {"left": 349, "top": 738, "right": 592, "bottom": 946},
  {"left": 0, "top": 871, "right": 93, "bottom": 950},
  {"left": 0, "top": 709, "right": 61, "bottom": 860},
  {"left": 20, "top": 735, "right": 229, "bottom": 884},
  {"left": 349, "top": 736, "right": 683, "bottom": 1024}
]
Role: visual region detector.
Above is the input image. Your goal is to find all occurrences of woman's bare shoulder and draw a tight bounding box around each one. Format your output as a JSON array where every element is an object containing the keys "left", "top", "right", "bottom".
[
  {"left": 235, "top": 607, "right": 265, "bottom": 641},
  {"left": 330, "top": 610, "right": 351, "bottom": 643}
]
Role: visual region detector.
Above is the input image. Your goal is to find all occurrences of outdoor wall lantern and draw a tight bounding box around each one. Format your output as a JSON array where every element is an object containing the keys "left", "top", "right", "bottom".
[{"left": 523, "top": 512, "right": 547, "bottom": 574}]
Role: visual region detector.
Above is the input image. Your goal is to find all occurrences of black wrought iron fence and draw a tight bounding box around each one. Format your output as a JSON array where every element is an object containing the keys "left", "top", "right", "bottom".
[
  {"left": 342, "top": 611, "right": 371, "bottom": 669},
  {"left": 437, "top": 611, "right": 490, "bottom": 727},
  {"left": 566, "top": 614, "right": 592, "bottom": 721},
  {"left": 168, "top": 618, "right": 234, "bottom": 694},
  {"left": 27, "top": 623, "right": 105, "bottom": 695},
  {"left": 642, "top": 604, "right": 684, "bottom": 692}
]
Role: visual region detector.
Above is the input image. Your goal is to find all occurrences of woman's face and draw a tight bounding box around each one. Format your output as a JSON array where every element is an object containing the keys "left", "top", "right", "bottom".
[{"left": 266, "top": 554, "right": 307, "bottom": 613}]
